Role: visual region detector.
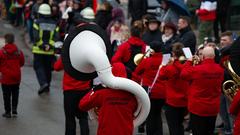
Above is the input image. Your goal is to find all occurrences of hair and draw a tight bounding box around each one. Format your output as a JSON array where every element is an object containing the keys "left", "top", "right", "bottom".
[
  {"left": 196, "top": 44, "right": 204, "bottom": 56},
  {"left": 150, "top": 41, "right": 162, "bottom": 52},
  {"left": 164, "top": 22, "right": 177, "bottom": 34},
  {"left": 4, "top": 33, "right": 14, "bottom": 44},
  {"left": 179, "top": 16, "right": 191, "bottom": 25},
  {"left": 142, "top": 14, "right": 152, "bottom": 21},
  {"left": 205, "top": 42, "right": 216, "bottom": 48},
  {"left": 221, "top": 31, "right": 233, "bottom": 38},
  {"left": 103, "top": 1, "right": 112, "bottom": 11},
  {"left": 172, "top": 42, "right": 184, "bottom": 58},
  {"left": 131, "top": 20, "right": 143, "bottom": 37},
  {"left": 202, "top": 46, "right": 215, "bottom": 59}
]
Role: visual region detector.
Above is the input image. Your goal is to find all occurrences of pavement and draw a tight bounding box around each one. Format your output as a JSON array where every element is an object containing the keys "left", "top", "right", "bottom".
[{"left": 0, "top": 19, "right": 224, "bottom": 135}]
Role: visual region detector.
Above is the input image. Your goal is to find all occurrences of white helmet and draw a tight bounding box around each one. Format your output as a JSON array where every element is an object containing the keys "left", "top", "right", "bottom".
[
  {"left": 80, "top": 7, "right": 95, "bottom": 20},
  {"left": 38, "top": 4, "right": 51, "bottom": 15}
]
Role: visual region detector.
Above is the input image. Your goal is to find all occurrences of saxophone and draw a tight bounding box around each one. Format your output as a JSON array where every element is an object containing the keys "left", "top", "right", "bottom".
[{"left": 222, "top": 61, "right": 240, "bottom": 101}]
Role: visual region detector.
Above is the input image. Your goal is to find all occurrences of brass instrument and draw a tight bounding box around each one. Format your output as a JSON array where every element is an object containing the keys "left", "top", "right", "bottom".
[
  {"left": 222, "top": 61, "right": 240, "bottom": 101},
  {"left": 178, "top": 56, "right": 186, "bottom": 64},
  {"left": 134, "top": 49, "right": 152, "bottom": 65},
  {"left": 192, "top": 55, "right": 201, "bottom": 66}
]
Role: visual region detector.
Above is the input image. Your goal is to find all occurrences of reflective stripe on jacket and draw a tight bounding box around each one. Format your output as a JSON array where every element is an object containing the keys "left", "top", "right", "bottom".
[{"left": 32, "top": 22, "right": 59, "bottom": 55}]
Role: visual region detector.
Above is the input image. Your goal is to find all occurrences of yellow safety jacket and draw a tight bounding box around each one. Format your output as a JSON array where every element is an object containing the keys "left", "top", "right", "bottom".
[{"left": 32, "top": 22, "right": 59, "bottom": 55}]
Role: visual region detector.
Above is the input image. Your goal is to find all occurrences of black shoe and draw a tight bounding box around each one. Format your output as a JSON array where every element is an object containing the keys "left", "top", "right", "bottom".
[
  {"left": 38, "top": 84, "right": 49, "bottom": 95},
  {"left": 12, "top": 111, "right": 18, "bottom": 117},
  {"left": 2, "top": 113, "right": 11, "bottom": 118}
]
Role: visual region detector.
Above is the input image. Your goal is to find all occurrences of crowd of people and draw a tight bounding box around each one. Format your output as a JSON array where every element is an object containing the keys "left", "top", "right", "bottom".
[{"left": 0, "top": 0, "right": 240, "bottom": 135}]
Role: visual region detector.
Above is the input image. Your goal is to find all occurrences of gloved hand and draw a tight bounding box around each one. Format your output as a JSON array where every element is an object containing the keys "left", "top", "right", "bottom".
[{"left": 42, "top": 44, "right": 51, "bottom": 51}]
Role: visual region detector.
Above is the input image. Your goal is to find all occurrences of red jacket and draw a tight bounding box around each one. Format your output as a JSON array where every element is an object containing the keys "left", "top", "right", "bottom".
[
  {"left": 229, "top": 90, "right": 240, "bottom": 135},
  {"left": 0, "top": 44, "right": 24, "bottom": 84},
  {"left": 132, "top": 53, "right": 166, "bottom": 99},
  {"left": 54, "top": 58, "right": 91, "bottom": 91},
  {"left": 79, "top": 62, "right": 137, "bottom": 135},
  {"left": 111, "top": 36, "right": 146, "bottom": 64},
  {"left": 160, "top": 60, "right": 189, "bottom": 107},
  {"left": 181, "top": 59, "right": 224, "bottom": 116},
  {"left": 79, "top": 88, "right": 137, "bottom": 135},
  {"left": 196, "top": 0, "right": 217, "bottom": 21}
]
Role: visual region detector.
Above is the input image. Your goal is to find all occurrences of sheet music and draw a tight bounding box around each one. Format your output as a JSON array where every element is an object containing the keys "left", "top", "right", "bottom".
[
  {"left": 162, "top": 53, "right": 171, "bottom": 66},
  {"left": 182, "top": 47, "right": 193, "bottom": 59}
]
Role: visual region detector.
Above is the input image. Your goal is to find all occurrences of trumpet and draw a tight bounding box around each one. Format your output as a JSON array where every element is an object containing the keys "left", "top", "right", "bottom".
[
  {"left": 192, "top": 55, "right": 201, "bottom": 66},
  {"left": 222, "top": 61, "right": 240, "bottom": 101},
  {"left": 134, "top": 49, "right": 153, "bottom": 65}
]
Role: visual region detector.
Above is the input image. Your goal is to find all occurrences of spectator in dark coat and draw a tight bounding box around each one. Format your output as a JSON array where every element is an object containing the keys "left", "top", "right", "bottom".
[
  {"left": 95, "top": 1, "right": 112, "bottom": 30},
  {"left": 177, "top": 16, "right": 196, "bottom": 54},
  {"left": 128, "top": 0, "right": 148, "bottom": 23},
  {"left": 161, "top": 22, "right": 178, "bottom": 54},
  {"left": 142, "top": 15, "right": 162, "bottom": 45},
  {"left": 218, "top": 31, "right": 234, "bottom": 135}
]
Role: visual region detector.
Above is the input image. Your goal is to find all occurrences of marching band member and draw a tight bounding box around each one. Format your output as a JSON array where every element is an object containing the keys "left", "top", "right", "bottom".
[
  {"left": 111, "top": 21, "right": 146, "bottom": 78},
  {"left": 54, "top": 57, "right": 90, "bottom": 135},
  {"left": 159, "top": 42, "right": 189, "bottom": 135},
  {"left": 79, "top": 62, "right": 137, "bottom": 135},
  {"left": 132, "top": 41, "right": 165, "bottom": 135},
  {"left": 181, "top": 46, "right": 224, "bottom": 135}
]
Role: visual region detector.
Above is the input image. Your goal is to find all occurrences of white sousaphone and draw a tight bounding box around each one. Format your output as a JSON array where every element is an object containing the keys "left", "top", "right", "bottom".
[{"left": 61, "top": 23, "right": 150, "bottom": 127}]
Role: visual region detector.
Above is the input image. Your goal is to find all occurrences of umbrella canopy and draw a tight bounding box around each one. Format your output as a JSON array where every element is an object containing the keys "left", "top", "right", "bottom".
[{"left": 167, "top": 0, "right": 190, "bottom": 16}]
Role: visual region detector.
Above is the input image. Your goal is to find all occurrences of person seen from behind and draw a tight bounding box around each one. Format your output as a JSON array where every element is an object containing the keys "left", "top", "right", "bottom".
[
  {"left": 181, "top": 46, "right": 224, "bottom": 135},
  {"left": 1, "top": 33, "right": 25, "bottom": 118},
  {"left": 79, "top": 62, "right": 137, "bottom": 135}
]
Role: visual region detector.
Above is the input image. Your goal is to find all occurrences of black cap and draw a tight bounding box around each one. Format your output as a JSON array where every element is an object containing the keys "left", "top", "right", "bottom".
[{"left": 204, "top": 37, "right": 215, "bottom": 44}]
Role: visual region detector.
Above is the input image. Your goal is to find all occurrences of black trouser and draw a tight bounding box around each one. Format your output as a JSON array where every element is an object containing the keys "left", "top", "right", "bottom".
[
  {"left": 146, "top": 99, "right": 165, "bottom": 135},
  {"left": 2, "top": 84, "right": 20, "bottom": 114},
  {"left": 3, "top": 0, "right": 11, "bottom": 20},
  {"left": 33, "top": 54, "right": 55, "bottom": 89},
  {"left": 190, "top": 113, "right": 217, "bottom": 135},
  {"left": 213, "top": 11, "right": 229, "bottom": 42},
  {"left": 64, "top": 90, "right": 89, "bottom": 135},
  {"left": 165, "top": 104, "right": 187, "bottom": 135},
  {"left": 15, "top": 7, "right": 23, "bottom": 26}
]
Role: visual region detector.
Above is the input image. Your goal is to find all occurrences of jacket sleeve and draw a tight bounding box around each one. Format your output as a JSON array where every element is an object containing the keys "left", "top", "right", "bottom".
[
  {"left": 180, "top": 61, "right": 194, "bottom": 81},
  {"left": 159, "top": 65, "right": 177, "bottom": 80},
  {"left": 53, "top": 26, "right": 60, "bottom": 42},
  {"left": 19, "top": 51, "right": 25, "bottom": 67},
  {"left": 53, "top": 58, "right": 63, "bottom": 71},
  {"left": 32, "top": 22, "right": 40, "bottom": 43},
  {"left": 79, "top": 90, "right": 101, "bottom": 111},
  {"left": 111, "top": 43, "right": 127, "bottom": 63},
  {"left": 132, "top": 59, "right": 147, "bottom": 83},
  {"left": 229, "top": 90, "right": 240, "bottom": 116}
]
